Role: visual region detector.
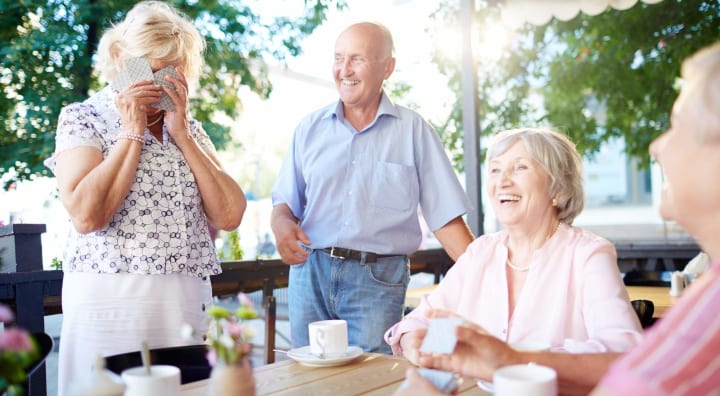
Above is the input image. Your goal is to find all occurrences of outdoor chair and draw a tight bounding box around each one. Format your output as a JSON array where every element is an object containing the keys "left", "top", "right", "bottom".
[
  {"left": 631, "top": 299, "right": 656, "bottom": 329},
  {"left": 623, "top": 270, "right": 670, "bottom": 287}
]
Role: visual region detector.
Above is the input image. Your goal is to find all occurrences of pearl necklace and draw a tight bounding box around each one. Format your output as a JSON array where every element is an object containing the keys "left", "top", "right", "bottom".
[
  {"left": 506, "top": 258, "right": 532, "bottom": 272},
  {"left": 147, "top": 113, "right": 163, "bottom": 127},
  {"left": 506, "top": 221, "right": 561, "bottom": 272}
]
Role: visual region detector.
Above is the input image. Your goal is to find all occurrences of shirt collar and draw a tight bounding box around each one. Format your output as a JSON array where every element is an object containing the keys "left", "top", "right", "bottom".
[{"left": 323, "top": 90, "right": 401, "bottom": 125}]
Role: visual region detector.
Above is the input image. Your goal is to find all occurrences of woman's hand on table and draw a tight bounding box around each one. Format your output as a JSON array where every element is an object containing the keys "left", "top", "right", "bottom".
[{"left": 400, "top": 329, "right": 426, "bottom": 365}]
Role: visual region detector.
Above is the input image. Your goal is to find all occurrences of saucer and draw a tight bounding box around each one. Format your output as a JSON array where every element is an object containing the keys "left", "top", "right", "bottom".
[
  {"left": 477, "top": 379, "right": 494, "bottom": 393},
  {"left": 287, "top": 346, "right": 363, "bottom": 367}
]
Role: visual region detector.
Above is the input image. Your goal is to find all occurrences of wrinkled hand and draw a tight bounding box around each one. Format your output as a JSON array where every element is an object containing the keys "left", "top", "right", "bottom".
[
  {"left": 417, "top": 324, "right": 519, "bottom": 381},
  {"left": 273, "top": 218, "right": 311, "bottom": 265},
  {"left": 393, "top": 368, "right": 446, "bottom": 396},
  {"left": 160, "top": 67, "right": 192, "bottom": 145},
  {"left": 115, "top": 80, "right": 162, "bottom": 134},
  {"left": 399, "top": 329, "right": 426, "bottom": 366}
]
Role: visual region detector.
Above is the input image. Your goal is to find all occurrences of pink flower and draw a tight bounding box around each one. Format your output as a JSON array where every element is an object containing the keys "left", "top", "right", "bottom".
[
  {"left": 238, "top": 293, "right": 255, "bottom": 311},
  {"left": 225, "top": 322, "right": 244, "bottom": 338},
  {"left": 0, "top": 304, "right": 14, "bottom": 323},
  {"left": 206, "top": 349, "right": 218, "bottom": 366},
  {"left": 0, "top": 327, "right": 34, "bottom": 352}
]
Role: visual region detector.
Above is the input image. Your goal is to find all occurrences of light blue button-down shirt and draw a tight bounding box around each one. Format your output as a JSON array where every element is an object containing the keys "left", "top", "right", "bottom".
[{"left": 272, "top": 92, "right": 471, "bottom": 255}]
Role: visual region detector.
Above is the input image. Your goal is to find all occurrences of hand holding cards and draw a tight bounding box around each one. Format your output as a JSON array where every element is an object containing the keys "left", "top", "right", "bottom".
[
  {"left": 112, "top": 56, "right": 178, "bottom": 112},
  {"left": 420, "top": 317, "right": 464, "bottom": 354},
  {"left": 398, "top": 318, "right": 464, "bottom": 394},
  {"left": 152, "top": 65, "right": 179, "bottom": 112}
]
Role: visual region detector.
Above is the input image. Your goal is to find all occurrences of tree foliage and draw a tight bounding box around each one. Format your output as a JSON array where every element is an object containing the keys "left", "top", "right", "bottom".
[
  {"left": 430, "top": 0, "right": 720, "bottom": 172},
  {"left": 0, "top": 0, "right": 344, "bottom": 189}
]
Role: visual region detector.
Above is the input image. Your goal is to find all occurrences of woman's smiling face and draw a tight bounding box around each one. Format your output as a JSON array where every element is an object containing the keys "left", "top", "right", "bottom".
[{"left": 487, "top": 141, "right": 555, "bottom": 229}]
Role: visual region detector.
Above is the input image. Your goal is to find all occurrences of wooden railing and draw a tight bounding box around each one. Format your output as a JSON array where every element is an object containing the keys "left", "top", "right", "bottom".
[{"left": 0, "top": 243, "right": 700, "bottom": 395}]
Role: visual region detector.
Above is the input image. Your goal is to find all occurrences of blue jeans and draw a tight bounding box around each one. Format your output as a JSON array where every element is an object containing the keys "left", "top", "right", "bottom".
[{"left": 288, "top": 249, "right": 410, "bottom": 354}]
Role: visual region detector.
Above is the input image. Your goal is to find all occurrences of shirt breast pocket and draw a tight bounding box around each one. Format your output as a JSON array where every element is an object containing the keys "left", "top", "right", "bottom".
[{"left": 370, "top": 161, "right": 417, "bottom": 211}]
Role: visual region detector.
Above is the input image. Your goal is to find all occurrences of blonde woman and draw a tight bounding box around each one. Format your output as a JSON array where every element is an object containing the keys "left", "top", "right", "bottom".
[{"left": 44, "top": 2, "right": 245, "bottom": 393}]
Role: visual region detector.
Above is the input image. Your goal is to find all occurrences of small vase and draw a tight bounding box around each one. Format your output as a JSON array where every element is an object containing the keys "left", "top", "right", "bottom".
[{"left": 208, "top": 359, "right": 256, "bottom": 396}]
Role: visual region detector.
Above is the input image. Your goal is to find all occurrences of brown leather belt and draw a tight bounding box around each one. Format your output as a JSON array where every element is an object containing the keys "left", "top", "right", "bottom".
[{"left": 319, "top": 247, "right": 398, "bottom": 263}]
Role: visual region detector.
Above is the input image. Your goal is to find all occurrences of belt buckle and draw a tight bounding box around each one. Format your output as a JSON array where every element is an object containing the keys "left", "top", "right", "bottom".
[{"left": 329, "top": 247, "right": 346, "bottom": 260}]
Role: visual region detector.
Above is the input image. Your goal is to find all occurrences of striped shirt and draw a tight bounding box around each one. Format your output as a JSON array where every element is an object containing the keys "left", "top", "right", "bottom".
[{"left": 600, "top": 261, "right": 720, "bottom": 395}]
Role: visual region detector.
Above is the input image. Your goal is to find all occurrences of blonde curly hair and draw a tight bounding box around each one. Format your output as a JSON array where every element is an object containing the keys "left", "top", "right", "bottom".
[{"left": 95, "top": 1, "right": 205, "bottom": 86}]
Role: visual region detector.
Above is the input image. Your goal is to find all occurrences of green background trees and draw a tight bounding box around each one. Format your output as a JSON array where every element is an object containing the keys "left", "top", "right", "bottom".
[
  {"left": 3, "top": 0, "right": 719, "bottom": 189},
  {"left": 0, "top": 0, "right": 343, "bottom": 188},
  {"left": 430, "top": 0, "right": 719, "bottom": 172}
]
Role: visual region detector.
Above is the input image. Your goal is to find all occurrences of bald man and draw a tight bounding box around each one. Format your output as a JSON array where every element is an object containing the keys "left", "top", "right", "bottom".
[{"left": 271, "top": 22, "right": 474, "bottom": 353}]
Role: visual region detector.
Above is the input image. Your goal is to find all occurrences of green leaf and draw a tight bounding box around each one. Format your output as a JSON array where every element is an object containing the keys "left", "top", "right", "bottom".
[{"left": 1, "top": 0, "right": 346, "bottom": 189}]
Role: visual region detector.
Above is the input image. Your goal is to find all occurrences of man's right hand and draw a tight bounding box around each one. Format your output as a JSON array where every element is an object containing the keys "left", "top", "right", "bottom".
[{"left": 270, "top": 204, "right": 311, "bottom": 265}]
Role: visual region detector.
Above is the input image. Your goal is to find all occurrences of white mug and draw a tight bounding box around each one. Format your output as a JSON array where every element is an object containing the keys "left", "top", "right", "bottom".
[
  {"left": 308, "top": 319, "right": 348, "bottom": 358},
  {"left": 493, "top": 364, "right": 557, "bottom": 396},
  {"left": 121, "top": 365, "right": 180, "bottom": 396}
]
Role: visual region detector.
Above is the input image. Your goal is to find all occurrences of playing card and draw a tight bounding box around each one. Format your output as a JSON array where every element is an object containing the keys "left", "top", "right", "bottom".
[
  {"left": 152, "top": 65, "right": 179, "bottom": 112},
  {"left": 419, "top": 317, "right": 463, "bottom": 354},
  {"left": 399, "top": 368, "right": 459, "bottom": 394},
  {"left": 111, "top": 56, "right": 154, "bottom": 91}
]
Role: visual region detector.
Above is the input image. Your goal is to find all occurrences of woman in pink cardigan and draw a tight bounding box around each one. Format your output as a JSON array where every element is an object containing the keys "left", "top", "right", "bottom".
[{"left": 385, "top": 128, "right": 642, "bottom": 364}]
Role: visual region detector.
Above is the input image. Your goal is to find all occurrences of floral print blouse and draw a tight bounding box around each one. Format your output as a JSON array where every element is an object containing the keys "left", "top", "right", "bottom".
[{"left": 44, "top": 86, "right": 220, "bottom": 278}]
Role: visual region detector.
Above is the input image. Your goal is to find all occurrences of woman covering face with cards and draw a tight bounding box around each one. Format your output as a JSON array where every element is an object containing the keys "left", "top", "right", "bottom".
[
  {"left": 385, "top": 128, "right": 643, "bottom": 373},
  {"left": 43, "top": 2, "right": 246, "bottom": 394}
]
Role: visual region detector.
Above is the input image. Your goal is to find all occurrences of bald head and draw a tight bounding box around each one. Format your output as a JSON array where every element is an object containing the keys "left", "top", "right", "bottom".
[{"left": 339, "top": 22, "right": 395, "bottom": 60}]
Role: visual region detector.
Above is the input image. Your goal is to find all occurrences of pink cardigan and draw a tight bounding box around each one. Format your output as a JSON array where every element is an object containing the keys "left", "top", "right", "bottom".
[{"left": 385, "top": 223, "right": 643, "bottom": 354}]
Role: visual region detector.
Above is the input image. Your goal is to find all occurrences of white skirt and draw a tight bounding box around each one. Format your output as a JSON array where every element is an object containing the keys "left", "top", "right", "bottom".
[{"left": 58, "top": 272, "right": 212, "bottom": 396}]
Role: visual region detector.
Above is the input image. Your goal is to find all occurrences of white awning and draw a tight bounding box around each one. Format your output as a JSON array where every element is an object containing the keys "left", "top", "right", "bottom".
[{"left": 500, "top": 0, "right": 665, "bottom": 27}]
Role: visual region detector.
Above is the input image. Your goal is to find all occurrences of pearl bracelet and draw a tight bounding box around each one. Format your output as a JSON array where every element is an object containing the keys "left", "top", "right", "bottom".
[{"left": 117, "top": 133, "right": 145, "bottom": 143}]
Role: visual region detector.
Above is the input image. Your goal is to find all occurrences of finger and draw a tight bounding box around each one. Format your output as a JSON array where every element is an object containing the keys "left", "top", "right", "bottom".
[
  {"left": 418, "top": 352, "right": 452, "bottom": 370},
  {"left": 456, "top": 321, "right": 489, "bottom": 336},
  {"left": 291, "top": 246, "right": 310, "bottom": 261},
  {"left": 296, "top": 228, "right": 312, "bottom": 246},
  {"left": 168, "top": 73, "right": 189, "bottom": 92},
  {"left": 161, "top": 84, "right": 186, "bottom": 113},
  {"left": 426, "top": 308, "right": 463, "bottom": 319},
  {"left": 128, "top": 80, "right": 156, "bottom": 90},
  {"left": 174, "top": 66, "right": 189, "bottom": 88}
]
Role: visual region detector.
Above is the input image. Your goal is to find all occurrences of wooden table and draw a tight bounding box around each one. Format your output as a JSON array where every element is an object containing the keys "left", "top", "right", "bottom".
[
  {"left": 405, "top": 285, "right": 677, "bottom": 318},
  {"left": 180, "top": 354, "right": 489, "bottom": 395}
]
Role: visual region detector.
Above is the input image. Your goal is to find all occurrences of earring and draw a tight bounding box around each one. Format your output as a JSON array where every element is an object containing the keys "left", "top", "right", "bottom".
[{"left": 552, "top": 198, "right": 557, "bottom": 207}]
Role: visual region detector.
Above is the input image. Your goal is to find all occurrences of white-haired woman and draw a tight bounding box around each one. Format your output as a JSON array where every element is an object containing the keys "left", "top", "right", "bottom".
[
  {"left": 386, "top": 128, "right": 642, "bottom": 364},
  {"left": 44, "top": 2, "right": 246, "bottom": 393},
  {"left": 397, "top": 43, "right": 720, "bottom": 396}
]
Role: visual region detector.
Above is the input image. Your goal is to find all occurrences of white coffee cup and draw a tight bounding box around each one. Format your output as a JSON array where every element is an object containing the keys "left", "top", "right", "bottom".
[
  {"left": 308, "top": 319, "right": 348, "bottom": 358},
  {"left": 121, "top": 365, "right": 180, "bottom": 396},
  {"left": 493, "top": 364, "right": 557, "bottom": 396}
]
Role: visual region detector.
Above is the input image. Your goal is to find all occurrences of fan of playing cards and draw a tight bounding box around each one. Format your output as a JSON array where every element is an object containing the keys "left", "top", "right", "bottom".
[{"left": 111, "top": 56, "right": 179, "bottom": 112}]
